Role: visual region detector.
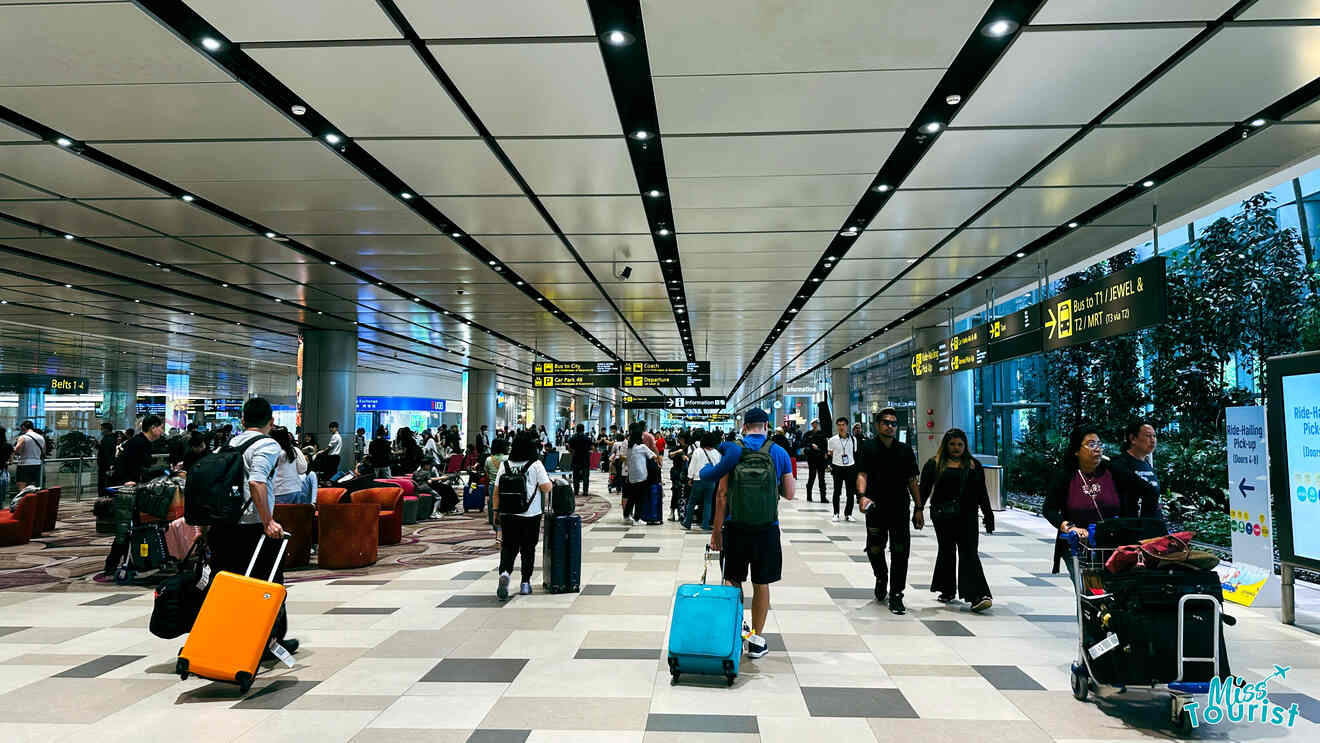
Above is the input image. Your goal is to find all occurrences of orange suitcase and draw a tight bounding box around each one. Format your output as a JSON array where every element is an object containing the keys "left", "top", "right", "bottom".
[{"left": 177, "top": 534, "right": 289, "bottom": 693}]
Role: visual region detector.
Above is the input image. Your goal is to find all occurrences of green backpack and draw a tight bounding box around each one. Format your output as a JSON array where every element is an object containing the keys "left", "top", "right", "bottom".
[{"left": 729, "top": 438, "right": 779, "bottom": 526}]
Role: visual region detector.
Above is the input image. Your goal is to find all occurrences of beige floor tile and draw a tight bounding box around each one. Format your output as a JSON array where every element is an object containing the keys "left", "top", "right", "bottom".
[
  {"left": 363, "top": 630, "right": 466, "bottom": 659},
  {"left": 480, "top": 608, "right": 569, "bottom": 630},
  {"left": 287, "top": 693, "right": 399, "bottom": 711},
  {"left": 231, "top": 710, "right": 380, "bottom": 743},
  {"left": 649, "top": 670, "right": 811, "bottom": 717},
  {"left": 0, "top": 664, "right": 70, "bottom": 694},
  {"left": 533, "top": 732, "right": 645, "bottom": 742},
  {"left": 0, "top": 678, "right": 175, "bottom": 723},
  {"left": 861, "top": 634, "right": 966, "bottom": 665},
  {"left": 349, "top": 728, "right": 469, "bottom": 743},
  {"left": 771, "top": 609, "right": 855, "bottom": 635},
  {"left": 779, "top": 633, "right": 869, "bottom": 652},
  {"left": 895, "top": 676, "right": 1027, "bottom": 720},
  {"left": 407, "top": 680, "right": 510, "bottom": 696},
  {"left": 504, "top": 657, "right": 656, "bottom": 697},
  {"left": 371, "top": 693, "right": 500, "bottom": 729},
  {"left": 882, "top": 663, "right": 980, "bottom": 677},
  {"left": 643, "top": 734, "right": 757, "bottom": 743},
  {"left": 868, "top": 718, "right": 1053, "bottom": 743},
  {"left": 480, "top": 696, "right": 651, "bottom": 730},
  {"left": 582, "top": 630, "right": 666, "bottom": 649},
  {"left": 792, "top": 651, "right": 896, "bottom": 688},
  {"left": 0, "top": 722, "right": 86, "bottom": 743},
  {"left": 313, "top": 657, "right": 437, "bottom": 695},
  {"left": 0, "top": 652, "right": 98, "bottom": 666},
  {"left": 556, "top": 614, "right": 668, "bottom": 632},
  {"left": 492, "top": 629, "right": 589, "bottom": 659},
  {"left": 571, "top": 595, "right": 672, "bottom": 615},
  {"left": 449, "top": 626, "right": 516, "bottom": 658},
  {"left": 759, "top": 716, "right": 879, "bottom": 742}
]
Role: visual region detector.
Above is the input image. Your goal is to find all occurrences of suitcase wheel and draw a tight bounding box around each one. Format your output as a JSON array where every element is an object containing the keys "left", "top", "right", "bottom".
[
  {"left": 175, "top": 657, "right": 188, "bottom": 681},
  {"left": 114, "top": 566, "right": 133, "bottom": 585},
  {"left": 1070, "top": 664, "right": 1089, "bottom": 702},
  {"left": 726, "top": 674, "right": 736, "bottom": 687},
  {"left": 236, "top": 671, "right": 253, "bottom": 695}
]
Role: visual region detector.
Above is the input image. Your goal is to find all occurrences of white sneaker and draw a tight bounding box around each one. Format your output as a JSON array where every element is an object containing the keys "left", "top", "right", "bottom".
[
  {"left": 831, "top": 514, "right": 841, "bottom": 522},
  {"left": 746, "top": 633, "right": 769, "bottom": 659},
  {"left": 845, "top": 515, "right": 854, "bottom": 522}
]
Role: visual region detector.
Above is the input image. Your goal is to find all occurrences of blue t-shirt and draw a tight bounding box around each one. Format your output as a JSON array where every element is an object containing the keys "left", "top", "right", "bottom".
[{"left": 699, "top": 434, "right": 792, "bottom": 484}]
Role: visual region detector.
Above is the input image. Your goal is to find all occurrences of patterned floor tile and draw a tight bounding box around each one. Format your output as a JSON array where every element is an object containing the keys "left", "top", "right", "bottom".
[
  {"left": 801, "top": 686, "right": 918, "bottom": 718},
  {"left": 421, "top": 658, "right": 529, "bottom": 683},
  {"left": 645, "top": 713, "right": 759, "bottom": 733}
]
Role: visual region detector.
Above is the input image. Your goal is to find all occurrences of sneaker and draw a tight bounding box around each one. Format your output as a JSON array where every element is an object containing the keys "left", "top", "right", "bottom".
[
  {"left": 520, "top": 582, "right": 532, "bottom": 596},
  {"left": 936, "top": 593, "right": 954, "bottom": 603},
  {"left": 746, "top": 633, "right": 770, "bottom": 659},
  {"left": 874, "top": 581, "right": 886, "bottom": 604},
  {"left": 623, "top": 517, "right": 633, "bottom": 525},
  {"left": 845, "top": 515, "right": 854, "bottom": 522},
  {"left": 831, "top": 514, "right": 841, "bottom": 522},
  {"left": 497, "top": 572, "right": 510, "bottom": 601},
  {"left": 888, "top": 595, "right": 906, "bottom": 615},
  {"left": 971, "top": 597, "right": 993, "bottom": 613},
  {"left": 742, "top": 622, "right": 751, "bottom": 640}
]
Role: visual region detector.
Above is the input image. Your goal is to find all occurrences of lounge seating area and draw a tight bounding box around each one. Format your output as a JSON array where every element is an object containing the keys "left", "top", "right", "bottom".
[{"left": 0, "top": 487, "right": 62, "bottom": 547}]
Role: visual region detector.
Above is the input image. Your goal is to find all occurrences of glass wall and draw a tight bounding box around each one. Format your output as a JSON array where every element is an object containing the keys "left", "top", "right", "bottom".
[{"left": 848, "top": 338, "right": 918, "bottom": 443}]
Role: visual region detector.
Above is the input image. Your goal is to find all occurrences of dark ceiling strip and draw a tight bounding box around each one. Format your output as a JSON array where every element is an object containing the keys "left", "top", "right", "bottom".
[
  {"left": 723, "top": 0, "right": 1047, "bottom": 402},
  {"left": 0, "top": 104, "right": 547, "bottom": 368},
  {"left": 374, "top": 0, "right": 661, "bottom": 370},
  {"left": 734, "top": 74, "right": 1320, "bottom": 411},
  {"left": 131, "top": 0, "right": 622, "bottom": 364},
  {"left": 732, "top": 0, "right": 1261, "bottom": 407},
  {"left": 585, "top": 0, "right": 699, "bottom": 390}
]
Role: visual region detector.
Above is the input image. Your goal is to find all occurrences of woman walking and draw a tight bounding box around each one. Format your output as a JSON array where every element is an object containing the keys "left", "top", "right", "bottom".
[
  {"left": 493, "top": 431, "right": 552, "bottom": 600},
  {"left": 622, "top": 425, "right": 656, "bottom": 525},
  {"left": 270, "top": 426, "right": 312, "bottom": 505},
  {"left": 920, "top": 428, "right": 994, "bottom": 612}
]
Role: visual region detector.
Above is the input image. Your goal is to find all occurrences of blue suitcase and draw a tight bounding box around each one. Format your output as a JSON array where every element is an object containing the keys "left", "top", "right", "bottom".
[
  {"left": 463, "top": 482, "right": 487, "bottom": 512},
  {"left": 639, "top": 483, "right": 664, "bottom": 525},
  {"left": 667, "top": 549, "right": 742, "bottom": 686}
]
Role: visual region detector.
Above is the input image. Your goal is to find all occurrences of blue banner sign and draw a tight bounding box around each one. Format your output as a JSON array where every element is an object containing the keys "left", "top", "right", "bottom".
[{"left": 356, "top": 396, "right": 446, "bottom": 412}]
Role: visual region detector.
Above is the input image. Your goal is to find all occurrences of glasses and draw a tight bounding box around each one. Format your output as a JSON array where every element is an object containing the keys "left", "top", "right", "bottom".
[
  {"left": 878, "top": 419, "right": 898, "bottom": 427},
  {"left": 1083, "top": 441, "right": 1104, "bottom": 451}
]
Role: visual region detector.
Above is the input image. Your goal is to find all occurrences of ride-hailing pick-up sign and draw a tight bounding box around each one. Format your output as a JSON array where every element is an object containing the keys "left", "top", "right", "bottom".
[{"left": 1043, "top": 258, "right": 1166, "bottom": 351}]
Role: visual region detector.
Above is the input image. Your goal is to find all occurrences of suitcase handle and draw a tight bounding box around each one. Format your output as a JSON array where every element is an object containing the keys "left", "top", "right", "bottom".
[
  {"left": 244, "top": 533, "right": 291, "bottom": 582},
  {"left": 701, "top": 546, "right": 723, "bottom": 585}
]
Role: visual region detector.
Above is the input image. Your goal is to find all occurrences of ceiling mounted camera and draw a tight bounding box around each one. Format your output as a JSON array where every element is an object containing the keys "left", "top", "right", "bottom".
[{"left": 617, "top": 265, "right": 633, "bottom": 280}]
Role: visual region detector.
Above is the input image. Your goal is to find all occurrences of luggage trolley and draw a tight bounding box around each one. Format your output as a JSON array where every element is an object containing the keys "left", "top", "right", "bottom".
[
  {"left": 1066, "top": 535, "right": 1228, "bottom": 734},
  {"left": 105, "top": 484, "right": 172, "bottom": 585}
]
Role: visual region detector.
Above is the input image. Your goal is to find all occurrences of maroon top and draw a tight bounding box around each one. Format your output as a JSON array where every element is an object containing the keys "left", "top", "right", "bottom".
[{"left": 1064, "top": 469, "right": 1121, "bottom": 527}]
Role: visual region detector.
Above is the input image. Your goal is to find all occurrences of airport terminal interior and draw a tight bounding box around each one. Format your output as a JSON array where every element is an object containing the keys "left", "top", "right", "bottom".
[{"left": 5, "top": 1, "right": 1320, "bottom": 741}]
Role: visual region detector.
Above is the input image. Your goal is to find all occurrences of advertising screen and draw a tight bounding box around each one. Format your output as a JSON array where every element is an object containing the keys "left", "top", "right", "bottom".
[{"left": 1280, "top": 371, "right": 1320, "bottom": 562}]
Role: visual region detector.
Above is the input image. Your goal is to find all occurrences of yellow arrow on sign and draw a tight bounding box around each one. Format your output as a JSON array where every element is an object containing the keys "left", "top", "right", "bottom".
[{"left": 1045, "top": 306, "right": 1057, "bottom": 339}]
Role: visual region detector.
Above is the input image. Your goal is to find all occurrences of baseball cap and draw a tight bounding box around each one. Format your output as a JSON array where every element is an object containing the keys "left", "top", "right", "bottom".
[{"left": 744, "top": 407, "right": 769, "bottom": 424}]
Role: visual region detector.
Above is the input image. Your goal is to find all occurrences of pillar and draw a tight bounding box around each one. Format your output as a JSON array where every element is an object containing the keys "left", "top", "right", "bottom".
[
  {"left": 101, "top": 369, "right": 137, "bottom": 430},
  {"left": 465, "top": 369, "right": 497, "bottom": 450},
  {"left": 534, "top": 387, "right": 556, "bottom": 432},
  {"left": 914, "top": 325, "right": 953, "bottom": 465},
  {"left": 301, "top": 329, "right": 357, "bottom": 452},
  {"left": 598, "top": 400, "right": 609, "bottom": 434},
  {"left": 17, "top": 387, "right": 45, "bottom": 431},
  {"left": 616, "top": 400, "right": 627, "bottom": 431},
  {"left": 830, "top": 367, "right": 851, "bottom": 426}
]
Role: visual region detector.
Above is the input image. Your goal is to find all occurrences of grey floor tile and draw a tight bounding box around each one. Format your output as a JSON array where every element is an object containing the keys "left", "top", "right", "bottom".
[
  {"left": 973, "top": 665, "right": 1046, "bottom": 691},
  {"left": 614, "top": 546, "right": 661, "bottom": 553},
  {"left": 1270, "top": 693, "right": 1320, "bottom": 723},
  {"left": 828, "top": 535, "right": 852, "bottom": 541},
  {"left": 756, "top": 632, "right": 788, "bottom": 651},
  {"left": 921, "top": 620, "right": 975, "bottom": 637},
  {"left": 53, "top": 654, "right": 145, "bottom": 678},
  {"left": 329, "top": 579, "right": 393, "bottom": 586},
  {"left": 78, "top": 593, "right": 139, "bottom": 606},
  {"left": 440, "top": 594, "right": 511, "bottom": 608},
  {"left": 232, "top": 679, "right": 320, "bottom": 710},
  {"left": 580, "top": 584, "right": 615, "bottom": 596},
  {"left": 325, "top": 607, "right": 399, "bottom": 615},
  {"left": 421, "top": 658, "right": 529, "bottom": 683},
  {"left": 801, "top": 687, "right": 918, "bottom": 718},
  {"left": 849, "top": 555, "right": 870, "bottom": 562},
  {"left": 0, "top": 626, "right": 30, "bottom": 638},
  {"left": 574, "top": 648, "right": 661, "bottom": 659},
  {"left": 591, "top": 526, "right": 632, "bottom": 532},
  {"left": 825, "top": 587, "right": 875, "bottom": 600},
  {"left": 466, "top": 731, "right": 530, "bottom": 743},
  {"left": 453, "top": 571, "right": 490, "bottom": 581},
  {"left": 624, "top": 533, "right": 646, "bottom": 539},
  {"left": 646, "top": 713, "right": 759, "bottom": 733},
  {"left": 1013, "top": 576, "right": 1053, "bottom": 587},
  {"left": 783, "top": 528, "right": 822, "bottom": 534},
  {"left": 791, "top": 539, "right": 832, "bottom": 544},
  {"left": 1020, "top": 614, "right": 1075, "bottom": 623}
]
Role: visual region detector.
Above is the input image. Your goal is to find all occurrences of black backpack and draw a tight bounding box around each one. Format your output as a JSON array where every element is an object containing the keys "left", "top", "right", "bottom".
[
  {"left": 183, "top": 435, "right": 269, "bottom": 526},
  {"left": 498, "top": 461, "right": 533, "bottom": 514}
]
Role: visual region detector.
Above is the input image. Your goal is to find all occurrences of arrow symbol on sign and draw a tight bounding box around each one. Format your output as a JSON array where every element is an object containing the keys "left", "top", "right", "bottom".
[
  {"left": 1045, "top": 307, "right": 1057, "bottom": 339},
  {"left": 1238, "top": 477, "right": 1255, "bottom": 498}
]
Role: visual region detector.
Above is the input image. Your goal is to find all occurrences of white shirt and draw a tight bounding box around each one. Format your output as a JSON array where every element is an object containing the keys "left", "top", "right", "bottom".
[
  {"left": 271, "top": 447, "right": 307, "bottom": 496},
  {"left": 687, "top": 446, "right": 722, "bottom": 481},
  {"left": 626, "top": 442, "right": 655, "bottom": 484},
  {"left": 230, "top": 431, "right": 282, "bottom": 525},
  {"left": 422, "top": 438, "right": 439, "bottom": 460},
  {"left": 14, "top": 431, "right": 44, "bottom": 465},
  {"left": 827, "top": 434, "right": 856, "bottom": 467},
  {"left": 496, "top": 459, "right": 550, "bottom": 517},
  {"left": 327, "top": 431, "right": 342, "bottom": 456}
]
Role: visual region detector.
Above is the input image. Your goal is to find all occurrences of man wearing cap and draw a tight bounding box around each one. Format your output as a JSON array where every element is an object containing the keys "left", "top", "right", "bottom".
[{"left": 699, "top": 407, "right": 796, "bottom": 660}]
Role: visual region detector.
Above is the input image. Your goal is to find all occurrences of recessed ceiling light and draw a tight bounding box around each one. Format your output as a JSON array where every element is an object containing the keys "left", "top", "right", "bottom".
[
  {"left": 55, "top": 137, "right": 72, "bottom": 147},
  {"left": 1142, "top": 179, "right": 1155, "bottom": 188},
  {"left": 516, "top": 280, "right": 524, "bottom": 286},
  {"left": 922, "top": 122, "right": 942, "bottom": 134},
  {"left": 265, "top": 231, "right": 277, "bottom": 238},
  {"left": 400, "top": 192, "right": 413, "bottom": 200},
  {"left": 630, "top": 130, "right": 653, "bottom": 141},
  {"left": 221, "top": 282, "right": 229, "bottom": 287},
  {"left": 328, "top": 260, "right": 337, "bottom": 266},
  {"left": 1015, "top": 251, "right": 1026, "bottom": 258},
  {"left": 290, "top": 104, "right": 307, "bottom": 116},
  {"left": 1250, "top": 118, "right": 1267, "bottom": 128},
  {"left": 189, "top": 311, "right": 195, "bottom": 316},
  {"left": 134, "top": 299, "right": 140, "bottom": 303},
  {"left": 605, "top": 29, "right": 634, "bottom": 46},
  {"left": 1067, "top": 222, "right": 1079, "bottom": 228},
  {"left": 62, "top": 233, "right": 74, "bottom": 240},
  {"left": 811, "top": 277, "right": 822, "bottom": 283},
  {"left": 412, "top": 297, "right": 420, "bottom": 302},
  {"left": 200, "top": 37, "right": 223, "bottom": 51},
  {"left": 180, "top": 194, "right": 195, "bottom": 202},
  {"left": 324, "top": 133, "right": 341, "bottom": 145},
  {"left": 981, "top": 19, "right": 1018, "bottom": 37},
  {"left": 657, "top": 228, "right": 672, "bottom": 237},
  {"left": 274, "top": 298, "right": 282, "bottom": 303},
  {"left": 873, "top": 184, "right": 890, "bottom": 193},
  {"left": 664, "top": 258, "right": 675, "bottom": 264},
  {"left": 976, "top": 275, "right": 983, "bottom": 280},
  {"left": 536, "top": 297, "right": 544, "bottom": 302},
  {"left": 945, "top": 94, "right": 962, "bottom": 106},
  {"left": 451, "top": 232, "right": 461, "bottom": 238},
  {"left": 64, "top": 283, "right": 72, "bottom": 288}
]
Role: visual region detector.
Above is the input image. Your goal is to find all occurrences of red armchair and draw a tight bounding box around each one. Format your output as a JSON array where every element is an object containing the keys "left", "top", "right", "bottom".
[
  {"left": 316, "top": 487, "right": 349, "bottom": 507},
  {"left": 350, "top": 487, "right": 403, "bottom": 546},
  {"left": 42, "top": 487, "right": 61, "bottom": 533},
  {"left": 317, "top": 502, "right": 379, "bottom": 569},
  {"left": 0, "top": 493, "right": 41, "bottom": 546},
  {"left": 26, "top": 491, "right": 48, "bottom": 537}
]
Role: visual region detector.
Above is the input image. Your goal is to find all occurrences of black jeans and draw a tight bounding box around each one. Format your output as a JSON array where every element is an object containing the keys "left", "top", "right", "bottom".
[
  {"left": 865, "top": 504, "right": 910, "bottom": 598},
  {"left": 498, "top": 513, "right": 542, "bottom": 582},
  {"left": 623, "top": 480, "right": 648, "bottom": 521},
  {"left": 572, "top": 465, "right": 590, "bottom": 496},
  {"left": 805, "top": 459, "right": 826, "bottom": 502},
  {"left": 931, "top": 515, "right": 990, "bottom": 601},
  {"left": 832, "top": 464, "right": 857, "bottom": 516},
  {"left": 208, "top": 523, "right": 288, "bottom": 642}
]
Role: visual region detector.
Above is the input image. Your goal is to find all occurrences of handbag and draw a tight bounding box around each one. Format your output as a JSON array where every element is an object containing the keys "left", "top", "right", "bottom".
[
  {"left": 928, "top": 465, "right": 967, "bottom": 520},
  {"left": 1104, "top": 531, "right": 1194, "bottom": 573}
]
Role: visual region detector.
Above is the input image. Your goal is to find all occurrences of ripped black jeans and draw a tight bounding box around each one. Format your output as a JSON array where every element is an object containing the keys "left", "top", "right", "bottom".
[{"left": 865, "top": 503, "right": 911, "bottom": 599}]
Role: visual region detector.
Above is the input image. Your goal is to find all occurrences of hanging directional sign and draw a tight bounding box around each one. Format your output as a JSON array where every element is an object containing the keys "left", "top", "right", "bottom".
[
  {"left": 1042, "top": 258, "right": 1166, "bottom": 351},
  {"left": 622, "top": 373, "right": 708, "bottom": 388},
  {"left": 621, "top": 361, "right": 711, "bottom": 387},
  {"left": 909, "top": 342, "right": 945, "bottom": 378},
  {"left": 621, "top": 395, "right": 727, "bottom": 410},
  {"left": 532, "top": 361, "right": 619, "bottom": 388},
  {"left": 987, "top": 303, "right": 1039, "bottom": 342},
  {"left": 0, "top": 374, "right": 90, "bottom": 394}
]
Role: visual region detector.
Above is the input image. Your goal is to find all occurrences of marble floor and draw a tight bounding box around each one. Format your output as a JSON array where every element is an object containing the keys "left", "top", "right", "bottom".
[{"left": 2, "top": 470, "right": 1319, "bottom": 742}]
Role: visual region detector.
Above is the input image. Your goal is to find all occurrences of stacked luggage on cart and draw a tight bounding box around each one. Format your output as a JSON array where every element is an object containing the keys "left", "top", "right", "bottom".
[
  {"left": 108, "top": 475, "right": 186, "bottom": 585},
  {"left": 1068, "top": 518, "right": 1235, "bottom": 733}
]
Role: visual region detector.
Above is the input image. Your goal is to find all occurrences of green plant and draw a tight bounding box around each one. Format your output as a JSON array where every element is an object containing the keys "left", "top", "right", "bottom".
[
  {"left": 1002, "top": 414, "right": 1065, "bottom": 500},
  {"left": 1154, "top": 434, "right": 1231, "bottom": 520},
  {"left": 1182, "top": 509, "right": 1232, "bottom": 548},
  {"left": 55, "top": 430, "right": 94, "bottom": 459}
]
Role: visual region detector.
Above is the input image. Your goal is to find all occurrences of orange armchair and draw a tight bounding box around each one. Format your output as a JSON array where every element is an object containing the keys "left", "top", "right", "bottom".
[
  {"left": 316, "top": 487, "right": 349, "bottom": 507},
  {"left": 350, "top": 486, "right": 404, "bottom": 546},
  {"left": 0, "top": 493, "right": 41, "bottom": 546},
  {"left": 317, "top": 502, "right": 379, "bottom": 569}
]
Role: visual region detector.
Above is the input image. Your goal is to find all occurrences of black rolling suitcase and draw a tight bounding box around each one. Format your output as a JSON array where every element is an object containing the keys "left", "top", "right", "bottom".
[
  {"left": 550, "top": 477, "right": 575, "bottom": 515},
  {"left": 1099, "top": 567, "right": 1232, "bottom": 685},
  {"left": 542, "top": 514, "right": 581, "bottom": 593}
]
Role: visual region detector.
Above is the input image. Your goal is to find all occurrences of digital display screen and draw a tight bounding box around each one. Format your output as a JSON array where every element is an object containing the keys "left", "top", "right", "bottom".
[{"left": 1282, "top": 371, "right": 1320, "bottom": 562}]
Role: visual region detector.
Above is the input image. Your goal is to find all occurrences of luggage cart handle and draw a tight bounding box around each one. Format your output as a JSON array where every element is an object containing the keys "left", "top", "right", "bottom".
[{"left": 245, "top": 533, "right": 291, "bottom": 582}]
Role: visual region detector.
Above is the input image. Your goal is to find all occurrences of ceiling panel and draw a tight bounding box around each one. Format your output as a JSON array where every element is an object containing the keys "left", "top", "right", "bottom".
[
  {"left": 248, "top": 45, "right": 475, "bottom": 137},
  {"left": 395, "top": 0, "right": 594, "bottom": 37},
  {"left": 500, "top": 138, "right": 637, "bottom": 195},
  {"left": 843, "top": 229, "right": 949, "bottom": 260},
  {"left": 246, "top": 207, "right": 439, "bottom": 235},
  {"left": 1111, "top": 26, "right": 1320, "bottom": 124},
  {"left": 0, "top": 121, "right": 37, "bottom": 141},
  {"left": 669, "top": 174, "right": 872, "bottom": 209},
  {"left": 905, "top": 128, "right": 1076, "bottom": 188},
  {"left": 674, "top": 205, "right": 852, "bottom": 232},
  {"left": 666, "top": 132, "right": 902, "bottom": 178},
  {"left": 99, "top": 140, "right": 362, "bottom": 182},
  {"left": 297, "top": 233, "right": 472, "bottom": 260},
  {"left": 528, "top": 234, "right": 655, "bottom": 263},
  {"left": 1200, "top": 123, "right": 1320, "bottom": 169},
  {"left": 0, "top": 176, "right": 46, "bottom": 198},
  {"left": 1239, "top": 0, "right": 1320, "bottom": 21},
  {"left": 655, "top": 69, "right": 942, "bottom": 134},
  {"left": 1031, "top": 0, "right": 1237, "bottom": 23},
  {"left": 935, "top": 226, "right": 1051, "bottom": 259},
  {"left": 426, "top": 196, "right": 548, "bottom": 234},
  {"left": 0, "top": 3, "right": 232, "bottom": 86},
  {"left": 164, "top": 236, "right": 309, "bottom": 264},
  {"left": 541, "top": 196, "right": 650, "bottom": 234},
  {"left": 642, "top": 0, "right": 991, "bottom": 75},
  {"left": 869, "top": 189, "right": 999, "bottom": 230},
  {"left": 0, "top": 83, "right": 302, "bottom": 141},
  {"left": 428, "top": 41, "right": 619, "bottom": 136},
  {"left": 85, "top": 198, "right": 248, "bottom": 236},
  {"left": 178, "top": 178, "right": 403, "bottom": 215},
  {"left": 0, "top": 199, "right": 155, "bottom": 237},
  {"left": 0, "top": 144, "right": 163, "bottom": 197},
  {"left": 362, "top": 139, "right": 522, "bottom": 196},
  {"left": 971, "top": 185, "right": 1122, "bottom": 228},
  {"left": 187, "top": 0, "right": 401, "bottom": 42},
  {"left": 1027, "top": 125, "right": 1223, "bottom": 187},
  {"left": 1093, "top": 165, "right": 1274, "bottom": 226},
  {"left": 954, "top": 28, "right": 1201, "bottom": 127}
]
